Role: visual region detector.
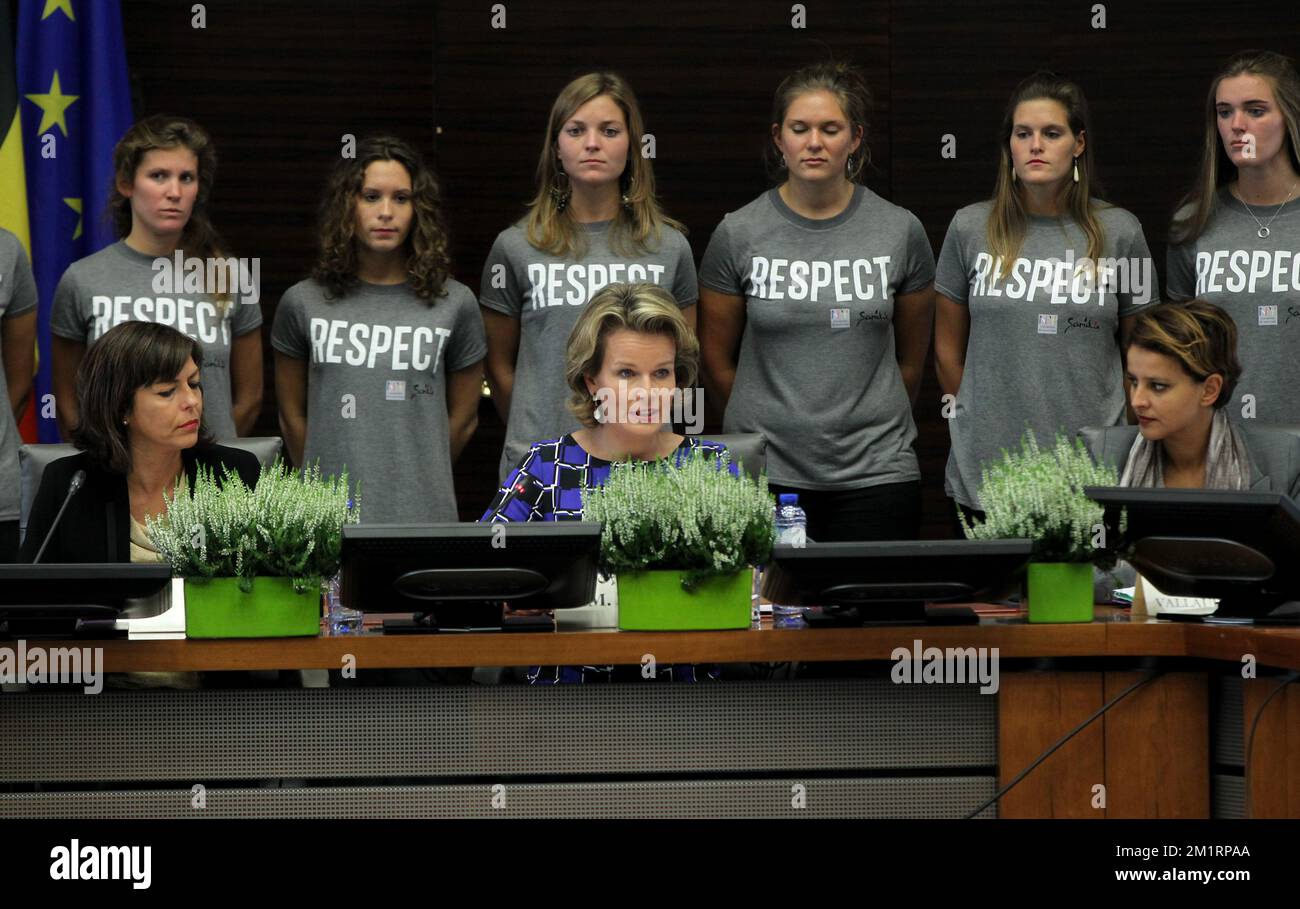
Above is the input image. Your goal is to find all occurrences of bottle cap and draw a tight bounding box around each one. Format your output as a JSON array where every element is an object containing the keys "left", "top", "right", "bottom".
[{"left": 778, "top": 494, "right": 798, "bottom": 505}]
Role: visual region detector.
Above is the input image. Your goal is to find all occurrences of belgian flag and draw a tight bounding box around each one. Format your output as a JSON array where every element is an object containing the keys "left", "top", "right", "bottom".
[{"left": 0, "top": 1, "right": 35, "bottom": 441}]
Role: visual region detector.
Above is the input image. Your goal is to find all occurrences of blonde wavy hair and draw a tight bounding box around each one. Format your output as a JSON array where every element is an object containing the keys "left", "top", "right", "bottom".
[
  {"left": 525, "top": 72, "right": 683, "bottom": 258},
  {"left": 564, "top": 282, "right": 698, "bottom": 428}
]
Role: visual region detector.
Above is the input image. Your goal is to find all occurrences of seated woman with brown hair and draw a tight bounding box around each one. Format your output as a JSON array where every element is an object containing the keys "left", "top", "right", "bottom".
[
  {"left": 1080, "top": 299, "right": 1300, "bottom": 497},
  {"left": 21, "top": 320, "right": 260, "bottom": 564}
]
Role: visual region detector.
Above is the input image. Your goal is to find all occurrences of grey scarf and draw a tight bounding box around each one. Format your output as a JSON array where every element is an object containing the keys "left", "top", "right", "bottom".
[{"left": 1119, "top": 409, "right": 1251, "bottom": 490}]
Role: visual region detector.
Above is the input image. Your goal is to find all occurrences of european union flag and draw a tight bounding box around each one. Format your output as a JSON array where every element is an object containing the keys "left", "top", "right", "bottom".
[{"left": 17, "top": 0, "right": 132, "bottom": 442}]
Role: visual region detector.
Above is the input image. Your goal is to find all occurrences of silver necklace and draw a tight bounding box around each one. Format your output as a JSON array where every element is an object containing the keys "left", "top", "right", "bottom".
[{"left": 1237, "top": 181, "right": 1297, "bottom": 239}]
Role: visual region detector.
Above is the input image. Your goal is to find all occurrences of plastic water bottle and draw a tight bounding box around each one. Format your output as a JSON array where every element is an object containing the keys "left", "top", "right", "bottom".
[
  {"left": 325, "top": 573, "right": 363, "bottom": 635},
  {"left": 772, "top": 494, "right": 807, "bottom": 616}
]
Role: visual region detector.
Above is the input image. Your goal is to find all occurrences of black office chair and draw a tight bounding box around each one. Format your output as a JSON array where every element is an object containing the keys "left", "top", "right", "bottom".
[
  {"left": 708, "top": 432, "right": 767, "bottom": 483},
  {"left": 18, "top": 437, "right": 284, "bottom": 546}
]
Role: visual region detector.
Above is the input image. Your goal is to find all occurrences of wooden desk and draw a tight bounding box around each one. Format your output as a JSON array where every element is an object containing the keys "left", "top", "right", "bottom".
[
  {"left": 28, "top": 608, "right": 1300, "bottom": 672},
  {"left": 2, "top": 609, "right": 1296, "bottom": 819}
]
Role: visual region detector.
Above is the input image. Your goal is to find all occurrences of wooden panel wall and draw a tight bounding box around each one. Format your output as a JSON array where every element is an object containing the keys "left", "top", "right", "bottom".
[{"left": 116, "top": 1, "right": 1300, "bottom": 528}]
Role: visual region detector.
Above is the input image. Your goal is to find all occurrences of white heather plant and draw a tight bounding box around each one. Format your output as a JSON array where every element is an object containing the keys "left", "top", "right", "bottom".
[
  {"left": 146, "top": 459, "right": 360, "bottom": 593},
  {"left": 581, "top": 448, "right": 774, "bottom": 591},
  {"left": 960, "top": 430, "right": 1125, "bottom": 567}
]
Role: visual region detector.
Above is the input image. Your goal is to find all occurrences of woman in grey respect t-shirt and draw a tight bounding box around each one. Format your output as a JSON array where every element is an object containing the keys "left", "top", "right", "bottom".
[
  {"left": 271, "top": 136, "right": 486, "bottom": 524},
  {"left": 933, "top": 71, "right": 1159, "bottom": 529},
  {"left": 699, "top": 61, "right": 936, "bottom": 542},
  {"left": 479, "top": 71, "right": 698, "bottom": 482},
  {"left": 1166, "top": 50, "right": 1300, "bottom": 426},
  {"left": 49, "top": 116, "right": 263, "bottom": 442}
]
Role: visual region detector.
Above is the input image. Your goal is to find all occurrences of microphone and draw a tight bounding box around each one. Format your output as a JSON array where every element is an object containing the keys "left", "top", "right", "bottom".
[{"left": 32, "top": 469, "right": 86, "bottom": 564}]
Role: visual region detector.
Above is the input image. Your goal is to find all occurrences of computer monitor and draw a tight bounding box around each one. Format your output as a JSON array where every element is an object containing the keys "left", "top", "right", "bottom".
[
  {"left": 1084, "top": 487, "right": 1300, "bottom": 624},
  {"left": 0, "top": 564, "right": 172, "bottom": 638},
  {"left": 763, "top": 539, "right": 1034, "bottom": 625},
  {"left": 340, "top": 522, "right": 602, "bottom": 632}
]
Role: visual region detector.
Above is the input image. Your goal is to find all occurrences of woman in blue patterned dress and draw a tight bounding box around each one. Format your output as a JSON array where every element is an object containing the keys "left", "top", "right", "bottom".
[{"left": 482, "top": 281, "right": 737, "bottom": 683}]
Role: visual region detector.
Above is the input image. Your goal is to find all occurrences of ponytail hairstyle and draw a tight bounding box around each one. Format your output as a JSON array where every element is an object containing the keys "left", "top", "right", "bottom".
[
  {"left": 765, "top": 60, "right": 871, "bottom": 184},
  {"left": 108, "top": 115, "right": 229, "bottom": 302}
]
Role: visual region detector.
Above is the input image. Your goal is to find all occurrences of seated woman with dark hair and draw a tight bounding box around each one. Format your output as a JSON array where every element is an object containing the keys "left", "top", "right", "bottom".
[
  {"left": 482, "top": 281, "right": 736, "bottom": 683},
  {"left": 1080, "top": 299, "right": 1300, "bottom": 497},
  {"left": 21, "top": 320, "right": 261, "bottom": 564}
]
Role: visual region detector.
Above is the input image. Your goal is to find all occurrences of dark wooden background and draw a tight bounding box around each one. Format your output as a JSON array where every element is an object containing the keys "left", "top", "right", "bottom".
[{"left": 117, "top": 0, "right": 1300, "bottom": 533}]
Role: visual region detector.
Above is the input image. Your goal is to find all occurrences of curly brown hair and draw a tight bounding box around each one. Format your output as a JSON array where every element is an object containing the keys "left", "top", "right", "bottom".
[
  {"left": 108, "top": 115, "right": 227, "bottom": 270},
  {"left": 311, "top": 136, "right": 453, "bottom": 302}
]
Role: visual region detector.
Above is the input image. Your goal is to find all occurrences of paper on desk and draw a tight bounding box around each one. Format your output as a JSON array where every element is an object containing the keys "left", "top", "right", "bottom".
[
  {"left": 1135, "top": 575, "right": 1218, "bottom": 617},
  {"left": 556, "top": 573, "right": 619, "bottom": 629}
]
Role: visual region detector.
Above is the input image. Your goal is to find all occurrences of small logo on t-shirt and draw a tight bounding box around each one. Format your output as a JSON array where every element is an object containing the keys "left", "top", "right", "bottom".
[
  {"left": 856, "top": 309, "right": 889, "bottom": 326},
  {"left": 1259, "top": 304, "right": 1279, "bottom": 326},
  {"left": 1287, "top": 305, "right": 1300, "bottom": 325},
  {"left": 1037, "top": 314, "right": 1058, "bottom": 335},
  {"left": 385, "top": 380, "right": 406, "bottom": 401},
  {"left": 830, "top": 308, "right": 851, "bottom": 329},
  {"left": 1062, "top": 315, "right": 1101, "bottom": 334}
]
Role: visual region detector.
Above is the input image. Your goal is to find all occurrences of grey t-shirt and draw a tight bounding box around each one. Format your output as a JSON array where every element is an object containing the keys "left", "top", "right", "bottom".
[
  {"left": 270, "top": 277, "right": 487, "bottom": 523},
  {"left": 49, "top": 241, "right": 262, "bottom": 439},
  {"left": 1167, "top": 186, "right": 1300, "bottom": 424},
  {"left": 698, "top": 185, "right": 934, "bottom": 490},
  {"left": 935, "top": 200, "right": 1159, "bottom": 508},
  {"left": 0, "top": 229, "right": 38, "bottom": 522},
  {"left": 479, "top": 221, "right": 697, "bottom": 480}
]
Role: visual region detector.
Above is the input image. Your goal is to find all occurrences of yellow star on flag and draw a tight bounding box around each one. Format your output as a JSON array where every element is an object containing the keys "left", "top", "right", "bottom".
[
  {"left": 42, "top": 0, "right": 76, "bottom": 22},
  {"left": 24, "top": 71, "right": 80, "bottom": 138},
  {"left": 63, "top": 198, "right": 82, "bottom": 240}
]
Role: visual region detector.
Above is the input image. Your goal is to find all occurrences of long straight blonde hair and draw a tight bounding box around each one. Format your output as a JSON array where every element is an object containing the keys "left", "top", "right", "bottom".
[
  {"left": 1170, "top": 50, "right": 1300, "bottom": 246},
  {"left": 986, "top": 72, "right": 1106, "bottom": 275},
  {"left": 524, "top": 72, "right": 683, "bottom": 258}
]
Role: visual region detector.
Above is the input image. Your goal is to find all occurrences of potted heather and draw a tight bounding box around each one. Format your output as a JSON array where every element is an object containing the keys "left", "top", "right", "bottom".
[
  {"left": 959, "top": 430, "right": 1124, "bottom": 623},
  {"left": 580, "top": 449, "right": 774, "bottom": 631},
  {"left": 146, "top": 460, "right": 359, "bottom": 638}
]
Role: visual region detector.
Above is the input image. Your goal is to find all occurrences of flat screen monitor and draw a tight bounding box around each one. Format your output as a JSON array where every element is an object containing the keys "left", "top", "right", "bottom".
[
  {"left": 340, "top": 522, "right": 601, "bottom": 632},
  {"left": 1085, "top": 487, "right": 1300, "bottom": 623},
  {"left": 0, "top": 564, "right": 172, "bottom": 637},
  {"left": 764, "top": 539, "right": 1034, "bottom": 625}
]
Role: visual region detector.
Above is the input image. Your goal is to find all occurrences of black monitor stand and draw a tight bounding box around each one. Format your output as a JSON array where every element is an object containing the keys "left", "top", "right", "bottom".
[
  {"left": 380, "top": 601, "right": 557, "bottom": 633},
  {"left": 802, "top": 601, "right": 981, "bottom": 627}
]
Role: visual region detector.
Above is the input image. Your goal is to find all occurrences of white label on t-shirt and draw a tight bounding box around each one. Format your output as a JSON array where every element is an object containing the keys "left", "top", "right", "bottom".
[
  {"left": 1037, "top": 314, "right": 1058, "bottom": 335},
  {"left": 386, "top": 380, "right": 406, "bottom": 401},
  {"left": 1259, "top": 304, "right": 1278, "bottom": 326},
  {"left": 830, "top": 307, "right": 851, "bottom": 329}
]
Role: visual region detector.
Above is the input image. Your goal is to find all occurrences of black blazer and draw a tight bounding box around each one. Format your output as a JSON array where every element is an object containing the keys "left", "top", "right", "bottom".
[{"left": 19, "top": 444, "right": 261, "bottom": 563}]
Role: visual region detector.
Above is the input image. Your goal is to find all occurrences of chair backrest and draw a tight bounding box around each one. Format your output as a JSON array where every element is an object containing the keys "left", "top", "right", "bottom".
[
  {"left": 18, "top": 437, "right": 284, "bottom": 543},
  {"left": 709, "top": 432, "right": 767, "bottom": 483},
  {"left": 18, "top": 443, "right": 78, "bottom": 543},
  {"left": 225, "top": 436, "right": 284, "bottom": 470}
]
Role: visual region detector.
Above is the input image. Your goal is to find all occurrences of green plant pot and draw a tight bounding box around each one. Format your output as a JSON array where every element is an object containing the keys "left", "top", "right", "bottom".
[
  {"left": 185, "top": 576, "right": 322, "bottom": 638},
  {"left": 1026, "top": 562, "right": 1095, "bottom": 623},
  {"left": 617, "top": 569, "right": 751, "bottom": 631}
]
